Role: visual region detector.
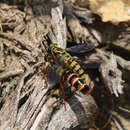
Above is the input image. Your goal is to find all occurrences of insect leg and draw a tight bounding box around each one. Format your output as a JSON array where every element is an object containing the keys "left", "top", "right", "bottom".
[
  {"left": 59, "top": 81, "right": 67, "bottom": 111},
  {"left": 43, "top": 64, "right": 48, "bottom": 89}
]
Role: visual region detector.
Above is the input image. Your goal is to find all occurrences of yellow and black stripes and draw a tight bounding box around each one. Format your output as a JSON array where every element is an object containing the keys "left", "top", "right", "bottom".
[
  {"left": 69, "top": 59, "right": 88, "bottom": 82},
  {"left": 50, "top": 44, "right": 72, "bottom": 64},
  {"left": 49, "top": 43, "right": 92, "bottom": 95},
  {"left": 64, "top": 71, "right": 92, "bottom": 95},
  {"left": 50, "top": 44, "right": 89, "bottom": 80}
]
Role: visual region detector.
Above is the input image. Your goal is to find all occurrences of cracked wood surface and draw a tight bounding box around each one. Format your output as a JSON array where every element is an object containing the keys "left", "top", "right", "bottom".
[{"left": 0, "top": 0, "right": 130, "bottom": 130}]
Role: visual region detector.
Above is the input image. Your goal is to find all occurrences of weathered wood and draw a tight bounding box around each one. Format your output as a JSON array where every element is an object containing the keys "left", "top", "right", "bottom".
[{"left": 0, "top": 0, "right": 129, "bottom": 130}]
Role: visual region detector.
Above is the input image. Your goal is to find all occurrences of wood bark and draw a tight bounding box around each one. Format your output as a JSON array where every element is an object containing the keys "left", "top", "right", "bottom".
[{"left": 0, "top": 0, "right": 130, "bottom": 130}]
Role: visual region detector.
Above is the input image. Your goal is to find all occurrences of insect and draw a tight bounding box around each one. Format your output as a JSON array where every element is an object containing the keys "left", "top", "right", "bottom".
[{"left": 44, "top": 43, "right": 94, "bottom": 95}]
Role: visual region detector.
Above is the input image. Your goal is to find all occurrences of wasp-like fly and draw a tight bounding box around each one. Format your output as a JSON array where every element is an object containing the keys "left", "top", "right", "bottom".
[{"left": 43, "top": 43, "right": 96, "bottom": 95}]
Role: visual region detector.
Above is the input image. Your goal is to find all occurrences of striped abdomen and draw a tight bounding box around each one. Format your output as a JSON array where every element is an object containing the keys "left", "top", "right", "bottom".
[
  {"left": 68, "top": 59, "right": 92, "bottom": 89},
  {"left": 64, "top": 71, "right": 92, "bottom": 95}
]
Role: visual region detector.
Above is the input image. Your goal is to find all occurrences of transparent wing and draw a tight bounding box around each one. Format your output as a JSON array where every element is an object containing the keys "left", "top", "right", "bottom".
[
  {"left": 81, "top": 59, "right": 103, "bottom": 69},
  {"left": 66, "top": 43, "right": 97, "bottom": 54}
]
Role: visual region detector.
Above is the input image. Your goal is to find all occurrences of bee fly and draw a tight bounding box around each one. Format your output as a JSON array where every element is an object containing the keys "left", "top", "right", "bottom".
[{"left": 44, "top": 43, "right": 93, "bottom": 95}]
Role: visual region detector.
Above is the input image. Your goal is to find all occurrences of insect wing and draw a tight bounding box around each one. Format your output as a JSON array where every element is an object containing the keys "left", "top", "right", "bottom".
[
  {"left": 47, "top": 65, "right": 61, "bottom": 86},
  {"left": 81, "top": 59, "right": 103, "bottom": 69},
  {"left": 66, "top": 43, "right": 97, "bottom": 54}
]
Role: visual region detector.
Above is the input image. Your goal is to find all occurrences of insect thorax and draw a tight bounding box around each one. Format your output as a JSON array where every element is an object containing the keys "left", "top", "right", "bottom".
[{"left": 50, "top": 44, "right": 72, "bottom": 65}]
